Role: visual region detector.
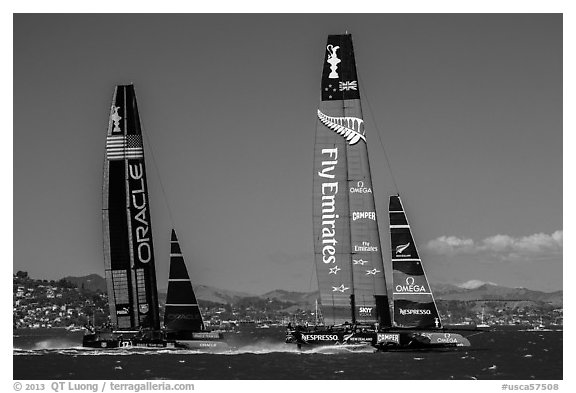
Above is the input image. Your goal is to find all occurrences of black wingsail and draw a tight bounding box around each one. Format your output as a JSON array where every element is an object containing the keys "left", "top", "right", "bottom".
[
  {"left": 102, "top": 85, "right": 160, "bottom": 331},
  {"left": 313, "top": 34, "right": 391, "bottom": 327},
  {"left": 389, "top": 195, "right": 442, "bottom": 329},
  {"left": 164, "top": 230, "right": 205, "bottom": 334}
]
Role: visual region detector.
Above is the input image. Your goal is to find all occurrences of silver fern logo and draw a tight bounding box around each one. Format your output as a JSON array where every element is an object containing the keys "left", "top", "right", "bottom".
[
  {"left": 317, "top": 110, "right": 366, "bottom": 145},
  {"left": 396, "top": 242, "right": 411, "bottom": 254}
]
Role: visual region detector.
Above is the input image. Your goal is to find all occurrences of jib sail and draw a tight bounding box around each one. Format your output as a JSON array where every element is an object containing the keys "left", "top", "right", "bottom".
[
  {"left": 313, "top": 34, "right": 390, "bottom": 326},
  {"left": 102, "top": 85, "right": 160, "bottom": 330},
  {"left": 389, "top": 195, "right": 442, "bottom": 329},
  {"left": 164, "top": 229, "right": 205, "bottom": 333}
]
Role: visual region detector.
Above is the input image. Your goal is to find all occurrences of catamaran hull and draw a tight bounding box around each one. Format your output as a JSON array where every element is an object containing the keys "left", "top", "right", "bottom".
[
  {"left": 286, "top": 328, "right": 470, "bottom": 350},
  {"left": 82, "top": 330, "right": 229, "bottom": 351},
  {"left": 374, "top": 331, "right": 470, "bottom": 350},
  {"left": 285, "top": 329, "right": 375, "bottom": 349},
  {"left": 82, "top": 331, "right": 176, "bottom": 349}
]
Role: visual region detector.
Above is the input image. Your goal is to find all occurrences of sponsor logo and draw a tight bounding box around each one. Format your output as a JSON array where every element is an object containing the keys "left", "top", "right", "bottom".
[
  {"left": 302, "top": 334, "right": 339, "bottom": 341},
  {"left": 193, "top": 332, "right": 221, "bottom": 339},
  {"left": 353, "top": 259, "right": 368, "bottom": 265},
  {"left": 399, "top": 308, "right": 431, "bottom": 316},
  {"left": 318, "top": 110, "right": 366, "bottom": 145},
  {"left": 116, "top": 307, "right": 130, "bottom": 316},
  {"left": 354, "top": 241, "right": 378, "bottom": 252},
  {"left": 366, "top": 268, "right": 380, "bottom": 275},
  {"left": 318, "top": 148, "right": 339, "bottom": 265},
  {"left": 349, "top": 181, "right": 372, "bottom": 194},
  {"left": 436, "top": 334, "right": 458, "bottom": 344},
  {"left": 395, "top": 277, "right": 427, "bottom": 293},
  {"left": 129, "top": 163, "right": 152, "bottom": 264},
  {"left": 352, "top": 211, "right": 376, "bottom": 221},
  {"left": 135, "top": 343, "right": 165, "bottom": 348},
  {"left": 347, "top": 336, "right": 372, "bottom": 342},
  {"left": 435, "top": 333, "right": 458, "bottom": 344},
  {"left": 329, "top": 265, "right": 341, "bottom": 275},
  {"left": 396, "top": 242, "right": 411, "bottom": 254},
  {"left": 339, "top": 81, "right": 358, "bottom": 91},
  {"left": 377, "top": 333, "right": 400, "bottom": 344},
  {"left": 332, "top": 284, "right": 349, "bottom": 293},
  {"left": 358, "top": 306, "right": 373, "bottom": 316},
  {"left": 326, "top": 44, "right": 341, "bottom": 79},
  {"left": 111, "top": 105, "right": 122, "bottom": 133}
]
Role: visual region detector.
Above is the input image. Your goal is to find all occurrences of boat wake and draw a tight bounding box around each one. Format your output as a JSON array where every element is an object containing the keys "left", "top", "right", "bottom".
[
  {"left": 14, "top": 340, "right": 376, "bottom": 356},
  {"left": 225, "top": 343, "right": 300, "bottom": 354},
  {"left": 308, "top": 344, "right": 376, "bottom": 354},
  {"left": 30, "top": 338, "right": 83, "bottom": 351}
]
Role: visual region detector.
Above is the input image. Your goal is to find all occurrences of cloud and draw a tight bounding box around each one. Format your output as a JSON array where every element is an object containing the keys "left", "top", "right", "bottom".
[
  {"left": 457, "top": 279, "right": 498, "bottom": 289},
  {"left": 426, "top": 236, "right": 476, "bottom": 255},
  {"left": 424, "top": 230, "right": 562, "bottom": 262}
]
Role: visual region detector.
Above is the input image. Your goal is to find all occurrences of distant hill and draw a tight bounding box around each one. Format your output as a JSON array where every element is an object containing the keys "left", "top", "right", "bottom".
[
  {"left": 62, "top": 274, "right": 562, "bottom": 307},
  {"left": 62, "top": 274, "right": 107, "bottom": 293},
  {"left": 193, "top": 285, "right": 256, "bottom": 304},
  {"left": 433, "top": 283, "right": 563, "bottom": 307},
  {"left": 261, "top": 289, "right": 318, "bottom": 307}
]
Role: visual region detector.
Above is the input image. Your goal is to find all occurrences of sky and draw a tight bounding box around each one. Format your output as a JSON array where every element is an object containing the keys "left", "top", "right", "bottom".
[{"left": 12, "top": 13, "right": 563, "bottom": 294}]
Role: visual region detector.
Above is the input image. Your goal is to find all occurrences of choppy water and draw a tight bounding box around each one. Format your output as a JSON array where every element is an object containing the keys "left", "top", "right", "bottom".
[{"left": 13, "top": 326, "right": 562, "bottom": 380}]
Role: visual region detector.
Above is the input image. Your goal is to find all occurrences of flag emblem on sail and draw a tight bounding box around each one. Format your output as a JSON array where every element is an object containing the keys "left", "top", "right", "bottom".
[
  {"left": 339, "top": 81, "right": 358, "bottom": 91},
  {"left": 317, "top": 110, "right": 366, "bottom": 145},
  {"left": 106, "top": 135, "right": 144, "bottom": 160}
]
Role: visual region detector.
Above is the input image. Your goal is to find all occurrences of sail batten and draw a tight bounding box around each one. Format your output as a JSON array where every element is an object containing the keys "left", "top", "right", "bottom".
[{"left": 313, "top": 34, "right": 390, "bottom": 327}]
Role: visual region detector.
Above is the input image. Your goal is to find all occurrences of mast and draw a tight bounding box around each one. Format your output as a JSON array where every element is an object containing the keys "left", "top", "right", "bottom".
[
  {"left": 102, "top": 85, "right": 160, "bottom": 330},
  {"left": 313, "top": 34, "right": 391, "bottom": 327}
]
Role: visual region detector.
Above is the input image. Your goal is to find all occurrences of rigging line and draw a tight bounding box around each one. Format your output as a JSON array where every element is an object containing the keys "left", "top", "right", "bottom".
[
  {"left": 308, "top": 108, "right": 320, "bottom": 296},
  {"left": 357, "top": 72, "right": 400, "bottom": 195},
  {"left": 308, "top": 254, "right": 316, "bottom": 293},
  {"left": 140, "top": 125, "right": 176, "bottom": 231}
]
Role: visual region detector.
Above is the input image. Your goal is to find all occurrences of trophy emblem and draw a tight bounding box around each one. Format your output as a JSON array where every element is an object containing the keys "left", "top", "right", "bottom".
[{"left": 326, "top": 44, "right": 341, "bottom": 79}]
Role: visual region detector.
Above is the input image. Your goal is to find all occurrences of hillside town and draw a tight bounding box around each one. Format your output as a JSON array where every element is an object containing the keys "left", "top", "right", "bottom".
[{"left": 13, "top": 272, "right": 562, "bottom": 330}]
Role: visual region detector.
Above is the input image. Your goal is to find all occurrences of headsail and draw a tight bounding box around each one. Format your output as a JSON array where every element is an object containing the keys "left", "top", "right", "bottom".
[
  {"left": 313, "top": 34, "right": 391, "bottom": 326},
  {"left": 102, "top": 85, "right": 160, "bottom": 330},
  {"left": 164, "top": 229, "right": 204, "bottom": 332},
  {"left": 389, "top": 195, "right": 442, "bottom": 329}
]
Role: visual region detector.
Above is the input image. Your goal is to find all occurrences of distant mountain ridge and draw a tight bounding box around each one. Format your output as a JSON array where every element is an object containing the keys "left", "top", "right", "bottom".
[
  {"left": 62, "top": 274, "right": 562, "bottom": 307},
  {"left": 432, "top": 283, "right": 562, "bottom": 306},
  {"left": 62, "top": 274, "right": 107, "bottom": 293}
]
